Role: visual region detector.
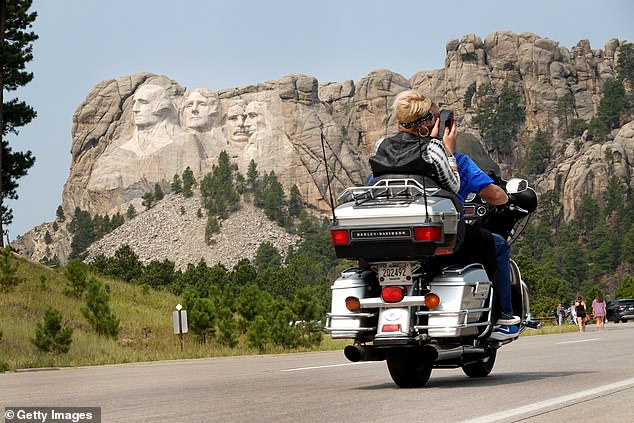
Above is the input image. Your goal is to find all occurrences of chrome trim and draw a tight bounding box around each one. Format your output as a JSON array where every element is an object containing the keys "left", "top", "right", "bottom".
[
  {"left": 360, "top": 296, "right": 425, "bottom": 308},
  {"left": 413, "top": 294, "right": 494, "bottom": 333},
  {"left": 441, "top": 263, "right": 485, "bottom": 275},
  {"left": 326, "top": 312, "right": 376, "bottom": 318}
]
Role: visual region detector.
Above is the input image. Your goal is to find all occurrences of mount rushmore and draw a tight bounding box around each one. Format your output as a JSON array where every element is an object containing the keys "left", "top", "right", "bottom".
[{"left": 13, "top": 31, "right": 634, "bottom": 265}]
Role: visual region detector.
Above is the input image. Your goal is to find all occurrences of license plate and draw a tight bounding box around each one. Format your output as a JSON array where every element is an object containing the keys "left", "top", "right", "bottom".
[{"left": 378, "top": 262, "right": 412, "bottom": 285}]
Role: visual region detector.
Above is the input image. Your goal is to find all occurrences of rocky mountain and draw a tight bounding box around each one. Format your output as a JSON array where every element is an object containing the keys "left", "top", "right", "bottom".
[{"left": 12, "top": 31, "right": 633, "bottom": 266}]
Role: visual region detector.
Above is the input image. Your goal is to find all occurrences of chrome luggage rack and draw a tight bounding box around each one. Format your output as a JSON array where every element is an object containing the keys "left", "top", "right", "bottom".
[{"left": 337, "top": 179, "right": 441, "bottom": 206}]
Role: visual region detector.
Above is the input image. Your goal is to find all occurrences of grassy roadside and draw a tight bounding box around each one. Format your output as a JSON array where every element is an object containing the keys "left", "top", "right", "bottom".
[
  {"left": 0, "top": 254, "right": 585, "bottom": 373},
  {"left": 0, "top": 255, "right": 352, "bottom": 372}
]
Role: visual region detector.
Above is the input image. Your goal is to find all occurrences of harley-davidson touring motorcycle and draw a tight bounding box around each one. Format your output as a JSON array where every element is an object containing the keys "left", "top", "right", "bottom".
[{"left": 325, "top": 175, "right": 539, "bottom": 387}]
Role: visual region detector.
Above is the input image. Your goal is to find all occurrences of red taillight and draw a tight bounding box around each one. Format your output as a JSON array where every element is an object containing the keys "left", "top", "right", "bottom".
[
  {"left": 330, "top": 229, "right": 349, "bottom": 245},
  {"left": 413, "top": 225, "right": 442, "bottom": 241},
  {"left": 382, "top": 324, "right": 401, "bottom": 332},
  {"left": 382, "top": 286, "right": 406, "bottom": 303}
]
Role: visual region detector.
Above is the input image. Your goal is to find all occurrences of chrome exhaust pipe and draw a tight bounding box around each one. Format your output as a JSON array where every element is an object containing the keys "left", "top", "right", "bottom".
[
  {"left": 421, "top": 344, "right": 465, "bottom": 361},
  {"left": 344, "top": 345, "right": 387, "bottom": 362}
]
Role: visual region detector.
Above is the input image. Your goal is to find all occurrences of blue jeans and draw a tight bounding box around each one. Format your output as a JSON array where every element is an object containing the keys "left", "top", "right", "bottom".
[{"left": 492, "top": 233, "right": 513, "bottom": 316}]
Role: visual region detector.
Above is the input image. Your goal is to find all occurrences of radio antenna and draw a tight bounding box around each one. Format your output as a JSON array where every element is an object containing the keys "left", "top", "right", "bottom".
[{"left": 320, "top": 130, "right": 338, "bottom": 225}]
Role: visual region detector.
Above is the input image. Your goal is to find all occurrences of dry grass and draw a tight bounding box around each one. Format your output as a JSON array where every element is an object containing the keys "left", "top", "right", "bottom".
[{"left": 1, "top": 255, "right": 574, "bottom": 372}]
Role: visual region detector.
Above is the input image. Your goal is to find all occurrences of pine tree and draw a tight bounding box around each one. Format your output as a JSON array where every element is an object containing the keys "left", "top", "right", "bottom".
[
  {"left": 43, "top": 230, "right": 52, "bottom": 244},
  {"left": 246, "top": 315, "right": 271, "bottom": 352},
  {"left": 271, "top": 307, "right": 300, "bottom": 348},
  {"left": 110, "top": 212, "right": 124, "bottom": 228},
  {"left": 288, "top": 184, "right": 302, "bottom": 218},
  {"left": 55, "top": 205, "right": 65, "bottom": 221},
  {"left": 141, "top": 191, "right": 154, "bottom": 209},
  {"left": 0, "top": 245, "right": 22, "bottom": 291},
  {"left": 526, "top": 130, "right": 550, "bottom": 174},
  {"left": 555, "top": 93, "right": 575, "bottom": 132},
  {"left": 263, "top": 171, "right": 286, "bottom": 225},
  {"left": 154, "top": 182, "right": 164, "bottom": 201},
  {"left": 1, "top": 0, "right": 38, "bottom": 240},
  {"left": 69, "top": 208, "right": 95, "bottom": 259},
  {"left": 463, "top": 81, "right": 477, "bottom": 109},
  {"left": 63, "top": 258, "right": 88, "bottom": 298},
  {"left": 106, "top": 244, "right": 142, "bottom": 282},
  {"left": 205, "top": 216, "right": 220, "bottom": 245},
  {"left": 254, "top": 241, "right": 282, "bottom": 271},
  {"left": 126, "top": 204, "right": 136, "bottom": 220},
  {"left": 182, "top": 289, "right": 216, "bottom": 343},
  {"left": 597, "top": 78, "right": 626, "bottom": 131},
  {"left": 614, "top": 274, "right": 634, "bottom": 298},
  {"left": 216, "top": 306, "right": 238, "bottom": 348},
  {"left": 182, "top": 166, "right": 195, "bottom": 198},
  {"left": 81, "top": 277, "right": 119, "bottom": 338},
  {"left": 246, "top": 159, "right": 259, "bottom": 192},
  {"left": 170, "top": 174, "right": 182, "bottom": 193},
  {"left": 616, "top": 42, "right": 634, "bottom": 87},
  {"left": 31, "top": 307, "right": 73, "bottom": 353},
  {"left": 200, "top": 151, "right": 240, "bottom": 218}
]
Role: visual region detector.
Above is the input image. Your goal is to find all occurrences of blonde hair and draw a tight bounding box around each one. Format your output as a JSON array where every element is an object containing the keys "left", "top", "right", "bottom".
[{"left": 393, "top": 90, "right": 438, "bottom": 130}]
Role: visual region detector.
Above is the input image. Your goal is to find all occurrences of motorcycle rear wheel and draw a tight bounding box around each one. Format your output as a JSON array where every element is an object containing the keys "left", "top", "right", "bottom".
[
  {"left": 386, "top": 347, "right": 433, "bottom": 388},
  {"left": 461, "top": 349, "right": 497, "bottom": 378}
]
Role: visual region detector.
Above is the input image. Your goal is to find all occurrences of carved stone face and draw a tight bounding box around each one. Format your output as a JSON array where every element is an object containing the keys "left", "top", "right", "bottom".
[
  {"left": 132, "top": 85, "right": 169, "bottom": 130},
  {"left": 244, "top": 101, "right": 266, "bottom": 136},
  {"left": 224, "top": 104, "right": 250, "bottom": 144},
  {"left": 182, "top": 91, "right": 213, "bottom": 131}
]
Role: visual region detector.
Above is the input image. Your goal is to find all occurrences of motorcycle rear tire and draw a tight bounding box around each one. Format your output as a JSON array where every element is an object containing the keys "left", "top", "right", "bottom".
[
  {"left": 386, "top": 347, "right": 433, "bottom": 388},
  {"left": 461, "top": 349, "right": 497, "bottom": 378}
]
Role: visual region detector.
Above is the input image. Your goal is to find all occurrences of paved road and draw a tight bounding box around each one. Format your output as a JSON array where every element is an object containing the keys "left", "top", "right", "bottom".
[{"left": 1, "top": 324, "right": 633, "bottom": 423}]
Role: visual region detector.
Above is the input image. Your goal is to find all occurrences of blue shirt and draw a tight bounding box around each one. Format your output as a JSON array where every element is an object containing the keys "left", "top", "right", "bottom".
[{"left": 454, "top": 152, "right": 493, "bottom": 204}]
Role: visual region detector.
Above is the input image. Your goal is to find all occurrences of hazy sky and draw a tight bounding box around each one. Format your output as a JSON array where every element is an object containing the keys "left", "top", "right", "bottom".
[{"left": 5, "top": 0, "right": 634, "bottom": 238}]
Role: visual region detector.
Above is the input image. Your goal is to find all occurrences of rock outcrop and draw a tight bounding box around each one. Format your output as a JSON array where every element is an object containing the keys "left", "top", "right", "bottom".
[{"left": 13, "top": 31, "right": 633, "bottom": 266}]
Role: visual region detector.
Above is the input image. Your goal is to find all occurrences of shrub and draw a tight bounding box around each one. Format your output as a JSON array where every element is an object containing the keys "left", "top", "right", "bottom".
[
  {"left": 31, "top": 307, "right": 73, "bottom": 353},
  {"left": 64, "top": 259, "right": 88, "bottom": 297},
  {"left": 205, "top": 217, "right": 220, "bottom": 245},
  {"left": 126, "top": 204, "right": 136, "bottom": 220},
  {"left": 81, "top": 277, "right": 120, "bottom": 338}
]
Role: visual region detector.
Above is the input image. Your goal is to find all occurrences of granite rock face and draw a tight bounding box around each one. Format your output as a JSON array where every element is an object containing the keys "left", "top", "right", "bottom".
[{"left": 14, "top": 31, "right": 633, "bottom": 265}]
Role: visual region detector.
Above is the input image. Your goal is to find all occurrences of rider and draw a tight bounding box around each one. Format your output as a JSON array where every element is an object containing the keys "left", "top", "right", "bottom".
[
  {"left": 441, "top": 130, "right": 522, "bottom": 341},
  {"left": 369, "top": 90, "right": 460, "bottom": 194},
  {"left": 368, "top": 91, "right": 516, "bottom": 339}
]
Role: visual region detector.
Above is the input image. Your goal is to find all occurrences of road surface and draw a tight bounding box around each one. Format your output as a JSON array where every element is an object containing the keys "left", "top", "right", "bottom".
[{"left": 1, "top": 324, "right": 633, "bottom": 422}]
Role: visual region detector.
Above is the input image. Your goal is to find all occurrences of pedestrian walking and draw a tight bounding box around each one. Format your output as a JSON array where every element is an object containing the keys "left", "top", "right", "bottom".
[{"left": 592, "top": 293, "right": 607, "bottom": 330}]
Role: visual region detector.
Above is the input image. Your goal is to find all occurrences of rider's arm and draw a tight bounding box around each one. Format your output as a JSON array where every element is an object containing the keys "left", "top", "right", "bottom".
[
  {"left": 479, "top": 183, "right": 509, "bottom": 206},
  {"left": 423, "top": 139, "right": 460, "bottom": 194}
]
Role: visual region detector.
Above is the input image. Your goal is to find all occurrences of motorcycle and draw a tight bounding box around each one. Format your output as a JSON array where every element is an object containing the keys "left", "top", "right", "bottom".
[{"left": 325, "top": 176, "right": 539, "bottom": 388}]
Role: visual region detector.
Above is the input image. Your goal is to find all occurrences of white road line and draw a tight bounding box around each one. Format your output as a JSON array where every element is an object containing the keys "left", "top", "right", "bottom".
[
  {"left": 557, "top": 338, "right": 599, "bottom": 345},
  {"left": 457, "top": 377, "right": 634, "bottom": 423},
  {"left": 280, "top": 362, "right": 377, "bottom": 372}
]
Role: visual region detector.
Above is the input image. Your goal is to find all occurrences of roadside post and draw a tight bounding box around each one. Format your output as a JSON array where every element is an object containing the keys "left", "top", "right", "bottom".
[{"left": 172, "top": 303, "right": 188, "bottom": 352}]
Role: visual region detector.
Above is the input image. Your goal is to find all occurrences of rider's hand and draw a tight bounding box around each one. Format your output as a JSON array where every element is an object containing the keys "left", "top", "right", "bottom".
[
  {"left": 430, "top": 117, "right": 440, "bottom": 139},
  {"left": 443, "top": 119, "right": 456, "bottom": 155}
]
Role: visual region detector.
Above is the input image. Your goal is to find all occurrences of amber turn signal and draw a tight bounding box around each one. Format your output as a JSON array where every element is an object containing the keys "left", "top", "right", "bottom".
[
  {"left": 345, "top": 296, "right": 361, "bottom": 312},
  {"left": 424, "top": 293, "right": 440, "bottom": 308}
]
